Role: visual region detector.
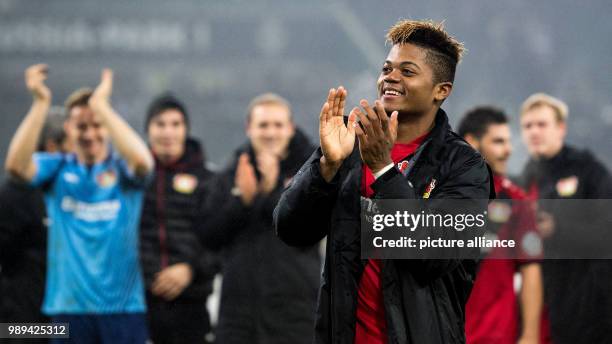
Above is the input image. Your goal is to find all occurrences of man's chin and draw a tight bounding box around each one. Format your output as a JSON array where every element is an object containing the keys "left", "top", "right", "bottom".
[
  {"left": 379, "top": 98, "right": 396, "bottom": 109},
  {"left": 529, "top": 146, "right": 546, "bottom": 156},
  {"left": 493, "top": 165, "right": 507, "bottom": 176},
  {"left": 81, "top": 147, "right": 106, "bottom": 160}
]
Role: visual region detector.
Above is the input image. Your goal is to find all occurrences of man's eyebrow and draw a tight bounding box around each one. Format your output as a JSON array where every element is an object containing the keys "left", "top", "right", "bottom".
[{"left": 384, "top": 60, "right": 421, "bottom": 70}]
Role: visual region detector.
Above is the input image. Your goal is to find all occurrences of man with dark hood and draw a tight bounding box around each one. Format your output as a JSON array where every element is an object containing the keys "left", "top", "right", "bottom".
[{"left": 139, "top": 94, "right": 218, "bottom": 343}]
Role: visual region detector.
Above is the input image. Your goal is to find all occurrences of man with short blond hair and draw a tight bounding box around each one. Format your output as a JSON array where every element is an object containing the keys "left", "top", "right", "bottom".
[
  {"left": 198, "top": 93, "right": 320, "bottom": 344},
  {"left": 520, "top": 92, "right": 612, "bottom": 344}
]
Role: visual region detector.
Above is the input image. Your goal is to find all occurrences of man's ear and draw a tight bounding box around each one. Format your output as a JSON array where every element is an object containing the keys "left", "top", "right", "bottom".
[
  {"left": 558, "top": 120, "right": 567, "bottom": 140},
  {"left": 433, "top": 82, "right": 453, "bottom": 103},
  {"left": 63, "top": 121, "right": 71, "bottom": 137},
  {"left": 288, "top": 121, "right": 295, "bottom": 137},
  {"left": 464, "top": 133, "right": 480, "bottom": 151},
  {"left": 245, "top": 119, "right": 251, "bottom": 138}
]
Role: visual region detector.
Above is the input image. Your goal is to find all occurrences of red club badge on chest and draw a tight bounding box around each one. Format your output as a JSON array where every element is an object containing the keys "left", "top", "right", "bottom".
[
  {"left": 173, "top": 173, "right": 198, "bottom": 194},
  {"left": 397, "top": 160, "right": 409, "bottom": 173},
  {"left": 488, "top": 201, "right": 512, "bottom": 223},
  {"left": 556, "top": 175, "right": 578, "bottom": 197},
  {"left": 97, "top": 170, "right": 117, "bottom": 188}
]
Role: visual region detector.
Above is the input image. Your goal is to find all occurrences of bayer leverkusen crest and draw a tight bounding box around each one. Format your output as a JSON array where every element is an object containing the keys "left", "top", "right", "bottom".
[
  {"left": 556, "top": 176, "right": 578, "bottom": 197},
  {"left": 397, "top": 160, "right": 409, "bottom": 173},
  {"left": 488, "top": 201, "right": 512, "bottom": 223},
  {"left": 97, "top": 170, "right": 117, "bottom": 188},
  {"left": 173, "top": 173, "right": 198, "bottom": 194}
]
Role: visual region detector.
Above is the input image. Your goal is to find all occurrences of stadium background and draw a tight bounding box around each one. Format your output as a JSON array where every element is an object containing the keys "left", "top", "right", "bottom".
[{"left": 1, "top": 0, "right": 611, "bottom": 175}]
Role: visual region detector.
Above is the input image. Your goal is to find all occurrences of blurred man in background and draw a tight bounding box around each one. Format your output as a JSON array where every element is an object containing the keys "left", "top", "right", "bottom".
[
  {"left": 140, "top": 94, "right": 217, "bottom": 344},
  {"left": 459, "top": 106, "right": 545, "bottom": 344},
  {"left": 4, "top": 64, "right": 154, "bottom": 343},
  {"left": 198, "top": 93, "right": 320, "bottom": 344},
  {"left": 519, "top": 93, "right": 612, "bottom": 344},
  {"left": 0, "top": 106, "right": 69, "bottom": 344}
]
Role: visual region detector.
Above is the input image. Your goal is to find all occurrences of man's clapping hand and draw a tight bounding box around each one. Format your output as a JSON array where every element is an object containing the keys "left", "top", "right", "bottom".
[
  {"left": 25, "top": 64, "right": 51, "bottom": 103},
  {"left": 318, "top": 86, "right": 356, "bottom": 182}
]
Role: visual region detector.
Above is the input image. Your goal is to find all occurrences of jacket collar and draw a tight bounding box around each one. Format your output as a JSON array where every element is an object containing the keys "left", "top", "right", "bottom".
[
  {"left": 231, "top": 128, "right": 314, "bottom": 176},
  {"left": 523, "top": 145, "right": 572, "bottom": 183},
  {"left": 410, "top": 108, "right": 452, "bottom": 172},
  {"left": 153, "top": 137, "right": 205, "bottom": 172}
]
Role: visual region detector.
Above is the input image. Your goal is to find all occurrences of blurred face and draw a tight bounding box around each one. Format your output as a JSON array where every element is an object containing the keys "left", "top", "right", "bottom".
[
  {"left": 148, "top": 109, "right": 187, "bottom": 163},
  {"left": 64, "top": 105, "right": 108, "bottom": 164},
  {"left": 44, "top": 135, "right": 73, "bottom": 154},
  {"left": 377, "top": 43, "right": 451, "bottom": 117},
  {"left": 246, "top": 103, "right": 294, "bottom": 157},
  {"left": 520, "top": 105, "right": 566, "bottom": 159},
  {"left": 468, "top": 124, "right": 513, "bottom": 175}
]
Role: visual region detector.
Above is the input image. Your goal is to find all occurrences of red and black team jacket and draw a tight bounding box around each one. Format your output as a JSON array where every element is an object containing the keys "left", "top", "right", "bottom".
[
  {"left": 139, "top": 138, "right": 218, "bottom": 302},
  {"left": 275, "top": 109, "right": 494, "bottom": 344},
  {"left": 520, "top": 145, "right": 612, "bottom": 344},
  {"left": 466, "top": 174, "right": 541, "bottom": 344}
]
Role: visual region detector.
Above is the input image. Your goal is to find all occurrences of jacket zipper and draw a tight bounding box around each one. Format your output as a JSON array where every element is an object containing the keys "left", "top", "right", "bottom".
[{"left": 156, "top": 167, "right": 169, "bottom": 269}]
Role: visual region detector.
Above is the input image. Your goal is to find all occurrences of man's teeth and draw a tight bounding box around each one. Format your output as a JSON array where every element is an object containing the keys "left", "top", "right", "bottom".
[{"left": 384, "top": 90, "right": 402, "bottom": 96}]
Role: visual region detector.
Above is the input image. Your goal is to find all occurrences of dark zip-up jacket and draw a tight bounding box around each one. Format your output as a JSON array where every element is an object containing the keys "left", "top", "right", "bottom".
[
  {"left": 520, "top": 145, "right": 612, "bottom": 344},
  {"left": 197, "top": 129, "right": 321, "bottom": 344},
  {"left": 140, "top": 138, "right": 217, "bottom": 301},
  {"left": 274, "top": 109, "right": 493, "bottom": 344},
  {"left": 0, "top": 180, "right": 48, "bottom": 329}
]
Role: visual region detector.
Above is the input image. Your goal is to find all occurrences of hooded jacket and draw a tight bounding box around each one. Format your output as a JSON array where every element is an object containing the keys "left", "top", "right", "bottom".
[
  {"left": 274, "top": 109, "right": 493, "bottom": 344},
  {"left": 198, "top": 129, "right": 321, "bottom": 344},
  {"left": 140, "top": 138, "right": 217, "bottom": 301}
]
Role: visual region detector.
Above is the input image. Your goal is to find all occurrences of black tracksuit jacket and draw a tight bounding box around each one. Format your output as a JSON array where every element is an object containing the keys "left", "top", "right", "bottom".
[
  {"left": 274, "top": 109, "right": 493, "bottom": 344},
  {"left": 197, "top": 130, "right": 321, "bottom": 344},
  {"left": 521, "top": 145, "right": 612, "bottom": 344},
  {"left": 139, "top": 138, "right": 218, "bottom": 303},
  {"left": 0, "top": 180, "right": 48, "bottom": 332}
]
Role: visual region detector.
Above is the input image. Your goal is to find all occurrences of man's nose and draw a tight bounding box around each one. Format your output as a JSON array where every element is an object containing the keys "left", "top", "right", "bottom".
[
  {"left": 262, "top": 128, "right": 277, "bottom": 138},
  {"left": 83, "top": 127, "right": 96, "bottom": 139},
  {"left": 161, "top": 127, "right": 174, "bottom": 138},
  {"left": 384, "top": 70, "right": 401, "bottom": 83}
]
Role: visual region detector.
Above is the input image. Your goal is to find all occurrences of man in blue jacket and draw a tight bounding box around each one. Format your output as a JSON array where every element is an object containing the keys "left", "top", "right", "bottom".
[{"left": 5, "top": 64, "right": 154, "bottom": 343}]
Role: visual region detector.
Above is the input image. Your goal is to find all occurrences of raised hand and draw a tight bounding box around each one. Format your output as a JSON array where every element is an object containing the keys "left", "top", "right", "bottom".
[
  {"left": 257, "top": 150, "right": 280, "bottom": 194},
  {"left": 25, "top": 64, "right": 51, "bottom": 102},
  {"left": 89, "top": 68, "right": 113, "bottom": 110},
  {"left": 318, "top": 86, "right": 358, "bottom": 182},
  {"left": 352, "top": 99, "right": 398, "bottom": 174},
  {"left": 319, "top": 86, "right": 356, "bottom": 163},
  {"left": 234, "top": 153, "right": 258, "bottom": 206}
]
